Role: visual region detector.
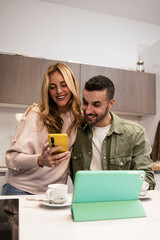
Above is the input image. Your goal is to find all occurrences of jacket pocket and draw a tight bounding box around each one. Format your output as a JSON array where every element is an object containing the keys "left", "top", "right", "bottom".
[
  {"left": 70, "top": 152, "right": 84, "bottom": 181},
  {"left": 71, "top": 152, "right": 82, "bottom": 161},
  {"left": 109, "top": 156, "right": 132, "bottom": 170}
]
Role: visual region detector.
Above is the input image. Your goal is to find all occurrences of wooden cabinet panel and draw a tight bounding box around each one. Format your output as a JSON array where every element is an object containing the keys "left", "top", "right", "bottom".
[
  {"left": 0, "top": 54, "right": 51, "bottom": 105},
  {"left": 80, "top": 64, "right": 156, "bottom": 115},
  {"left": 0, "top": 54, "right": 80, "bottom": 105},
  {"left": 138, "top": 72, "right": 156, "bottom": 114},
  {"left": 0, "top": 53, "right": 156, "bottom": 115},
  {"left": 118, "top": 70, "right": 156, "bottom": 114}
]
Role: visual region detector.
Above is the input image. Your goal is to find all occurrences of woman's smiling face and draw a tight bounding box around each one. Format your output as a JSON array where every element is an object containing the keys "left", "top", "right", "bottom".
[{"left": 49, "top": 71, "right": 72, "bottom": 112}]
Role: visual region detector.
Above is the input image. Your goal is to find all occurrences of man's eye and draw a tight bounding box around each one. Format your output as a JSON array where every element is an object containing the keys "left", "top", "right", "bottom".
[
  {"left": 83, "top": 101, "right": 88, "bottom": 105},
  {"left": 94, "top": 104, "right": 100, "bottom": 107}
]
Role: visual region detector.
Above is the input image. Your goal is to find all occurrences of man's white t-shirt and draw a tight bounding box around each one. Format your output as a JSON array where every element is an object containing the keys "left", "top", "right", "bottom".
[{"left": 90, "top": 125, "right": 111, "bottom": 170}]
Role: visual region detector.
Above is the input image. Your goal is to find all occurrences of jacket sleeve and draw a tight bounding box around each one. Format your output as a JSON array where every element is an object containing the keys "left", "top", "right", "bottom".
[
  {"left": 131, "top": 127, "right": 156, "bottom": 190},
  {"left": 5, "top": 107, "right": 47, "bottom": 171},
  {"left": 151, "top": 120, "right": 160, "bottom": 161}
]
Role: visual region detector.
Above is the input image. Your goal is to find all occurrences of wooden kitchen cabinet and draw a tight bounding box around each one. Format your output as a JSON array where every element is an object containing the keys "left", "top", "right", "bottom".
[
  {"left": 80, "top": 64, "right": 156, "bottom": 115},
  {"left": 0, "top": 54, "right": 43, "bottom": 105},
  {"left": 0, "top": 53, "right": 156, "bottom": 115},
  {"left": 118, "top": 69, "right": 156, "bottom": 115},
  {"left": 0, "top": 54, "right": 80, "bottom": 105}
]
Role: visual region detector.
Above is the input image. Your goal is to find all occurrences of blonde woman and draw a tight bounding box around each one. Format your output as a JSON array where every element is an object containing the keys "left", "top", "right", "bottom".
[{"left": 2, "top": 63, "right": 82, "bottom": 195}]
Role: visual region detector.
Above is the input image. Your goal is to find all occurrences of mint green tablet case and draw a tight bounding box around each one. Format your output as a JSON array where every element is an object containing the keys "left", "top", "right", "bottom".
[{"left": 71, "top": 170, "right": 146, "bottom": 222}]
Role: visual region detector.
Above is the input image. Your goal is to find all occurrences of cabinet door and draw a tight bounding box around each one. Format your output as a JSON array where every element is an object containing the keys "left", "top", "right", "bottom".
[
  {"left": 80, "top": 64, "right": 156, "bottom": 115},
  {"left": 0, "top": 54, "right": 155, "bottom": 114},
  {"left": 0, "top": 54, "right": 48, "bottom": 105},
  {"left": 118, "top": 70, "right": 156, "bottom": 115},
  {"left": 138, "top": 72, "right": 156, "bottom": 114},
  {"left": 0, "top": 54, "right": 80, "bottom": 105}
]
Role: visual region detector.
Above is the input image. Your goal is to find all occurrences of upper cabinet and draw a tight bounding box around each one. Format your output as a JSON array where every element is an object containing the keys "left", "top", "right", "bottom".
[
  {"left": 80, "top": 64, "right": 156, "bottom": 115},
  {"left": 118, "top": 69, "right": 156, "bottom": 115},
  {"left": 0, "top": 54, "right": 80, "bottom": 105},
  {"left": 0, "top": 53, "right": 156, "bottom": 115}
]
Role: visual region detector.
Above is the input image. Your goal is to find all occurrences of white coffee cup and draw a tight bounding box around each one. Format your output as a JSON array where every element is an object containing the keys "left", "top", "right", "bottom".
[
  {"left": 46, "top": 184, "right": 68, "bottom": 204},
  {"left": 140, "top": 181, "right": 149, "bottom": 196}
]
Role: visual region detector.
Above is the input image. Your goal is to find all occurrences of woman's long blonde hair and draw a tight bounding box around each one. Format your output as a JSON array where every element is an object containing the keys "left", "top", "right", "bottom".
[{"left": 39, "top": 63, "right": 82, "bottom": 135}]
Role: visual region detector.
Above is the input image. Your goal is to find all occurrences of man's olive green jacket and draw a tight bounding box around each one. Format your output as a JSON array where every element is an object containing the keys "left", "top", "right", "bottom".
[{"left": 70, "top": 111, "right": 156, "bottom": 190}]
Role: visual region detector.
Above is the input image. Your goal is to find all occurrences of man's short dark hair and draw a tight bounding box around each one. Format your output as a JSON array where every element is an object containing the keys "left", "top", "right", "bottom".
[{"left": 84, "top": 75, "right": 115, "bottom": 101}]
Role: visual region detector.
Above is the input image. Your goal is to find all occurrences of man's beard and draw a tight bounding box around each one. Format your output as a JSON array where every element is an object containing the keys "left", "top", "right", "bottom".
[{"left": 84, "top": 106, "right": 109, "bottom": 126}]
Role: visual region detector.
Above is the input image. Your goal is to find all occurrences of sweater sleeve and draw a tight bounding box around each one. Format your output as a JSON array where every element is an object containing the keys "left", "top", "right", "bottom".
[{"left": 5, "top": 106, "right": 48, "bottom": 171}]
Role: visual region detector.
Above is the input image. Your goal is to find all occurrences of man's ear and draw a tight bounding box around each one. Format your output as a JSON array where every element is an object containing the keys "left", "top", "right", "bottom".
[{"left": 109, "top": 98, "right": 115, "bottom": 110}]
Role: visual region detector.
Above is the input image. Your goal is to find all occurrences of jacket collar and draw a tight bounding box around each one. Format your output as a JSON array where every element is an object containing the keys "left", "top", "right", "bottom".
[
  {"left": 108, "top": 111, "right": 124, "bottom": 135},
  {"left": 82, "top": 111, "right": 124, "bottom": 135}
]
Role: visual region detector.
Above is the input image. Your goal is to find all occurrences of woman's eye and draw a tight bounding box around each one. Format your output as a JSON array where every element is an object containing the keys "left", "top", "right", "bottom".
[
  {"left": 49, "top": 86, "right": 56, "bottom": 90},
  {"left": 61, "top": 84, "right": 67, "bottom": 87}
]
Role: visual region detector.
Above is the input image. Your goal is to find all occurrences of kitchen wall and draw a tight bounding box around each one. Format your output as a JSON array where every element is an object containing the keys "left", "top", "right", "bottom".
[
  {"left": 0, "top": 0, "right": 160, "bottom": 165},
  {"left": 141, "top": 40, "right": 160, "bottom": 147},
  {"left": 1, "top": 0, "right": 160, "bottom": 68},
  {"left": 140, "top": 41, "right": 160, "bottom": 190},
  {"left": 0, "top": 107, "right": 26, "bottom": 165}
]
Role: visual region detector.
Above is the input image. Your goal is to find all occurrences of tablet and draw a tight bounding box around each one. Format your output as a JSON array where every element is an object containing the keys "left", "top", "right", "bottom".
[
  {"left": 72, "top": 170, "right": 145, "bottom": 202},
  {"left": 71, "top": 170, "right": 146, "bottom": 221}
]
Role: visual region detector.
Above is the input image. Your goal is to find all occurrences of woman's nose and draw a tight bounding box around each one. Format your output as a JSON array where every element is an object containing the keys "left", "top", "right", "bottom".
[{"left": 56, "top": 86, "right": 63, "bottom": 93}]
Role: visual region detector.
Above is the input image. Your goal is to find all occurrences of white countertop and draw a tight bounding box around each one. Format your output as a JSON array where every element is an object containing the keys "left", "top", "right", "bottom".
[
  {"left": 0, "top": 167, "right": 7, "bottom": 173},
  {"left": 0, "top": 190, "right": 160, "bottom": 240}
]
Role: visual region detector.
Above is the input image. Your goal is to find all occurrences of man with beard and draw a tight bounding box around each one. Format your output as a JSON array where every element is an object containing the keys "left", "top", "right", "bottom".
[{"left": 70, "top": 75, "right": 156, "bottom": 190}]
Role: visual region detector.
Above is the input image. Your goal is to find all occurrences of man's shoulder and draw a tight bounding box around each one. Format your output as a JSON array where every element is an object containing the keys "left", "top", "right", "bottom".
[
  {"left": 119, "top": 117, "right": 143, "bottom": 129},
  {"left": 111, "top": 112, "right": 145, "bottom": 135}
]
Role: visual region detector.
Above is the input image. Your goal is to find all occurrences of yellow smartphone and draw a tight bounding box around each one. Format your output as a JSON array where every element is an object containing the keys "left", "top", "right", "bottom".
[{"left": 48, "top": 134, "right": 68, "bottom": 154}]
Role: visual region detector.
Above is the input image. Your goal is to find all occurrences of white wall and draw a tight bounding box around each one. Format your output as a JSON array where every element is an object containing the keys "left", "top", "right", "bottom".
[
  {"left": 0, "top": 107, "right": 26, "bottom": 165},
  {"left": 1, "top": 0, "right": 160, "bottom": 69},
  {"left": 0, "top": 0, "right": 160, "bottom": 165},
  {"left": 141, "top": 40, "right": 160, "bottom": 146}
]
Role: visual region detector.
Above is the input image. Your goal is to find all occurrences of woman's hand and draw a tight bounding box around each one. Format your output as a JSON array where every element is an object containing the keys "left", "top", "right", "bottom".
[{"left": 37, "top": 143, "right": 70, "bottom": 167}]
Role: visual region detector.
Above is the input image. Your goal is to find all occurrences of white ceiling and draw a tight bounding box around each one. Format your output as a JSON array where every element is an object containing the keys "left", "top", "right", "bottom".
[{"left": 40, "top": 0, "right": 160, "bottom": 25}]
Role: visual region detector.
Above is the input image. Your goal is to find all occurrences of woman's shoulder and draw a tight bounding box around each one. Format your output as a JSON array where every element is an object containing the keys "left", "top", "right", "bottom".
[
  {"left": 11, "top": 104, "right": 44, "bottom": 143},
  {"left": 18, "top": 103, "right": 43, "bottom": 127},
  {"left": 22, "top": 103, "right": 40, "bottom": 119}
]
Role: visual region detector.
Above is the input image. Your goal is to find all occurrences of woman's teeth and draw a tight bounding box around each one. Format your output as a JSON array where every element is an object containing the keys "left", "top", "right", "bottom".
[{"left": 57, "top": 95, "right": 65, "bottom": 99}]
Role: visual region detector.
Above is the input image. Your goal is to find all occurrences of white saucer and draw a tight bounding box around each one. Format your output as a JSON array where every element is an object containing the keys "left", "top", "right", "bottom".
[
  {"left": 139, "top": 191, "right": 149, "bottom": 199},
  {"left": 40, "top": 197, "right": 72, "bottom": 208}
]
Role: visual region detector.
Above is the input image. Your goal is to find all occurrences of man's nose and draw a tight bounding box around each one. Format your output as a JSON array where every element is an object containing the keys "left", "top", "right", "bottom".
[{"left": 84, "top": 105, "right": 93, "bottom": 114}]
